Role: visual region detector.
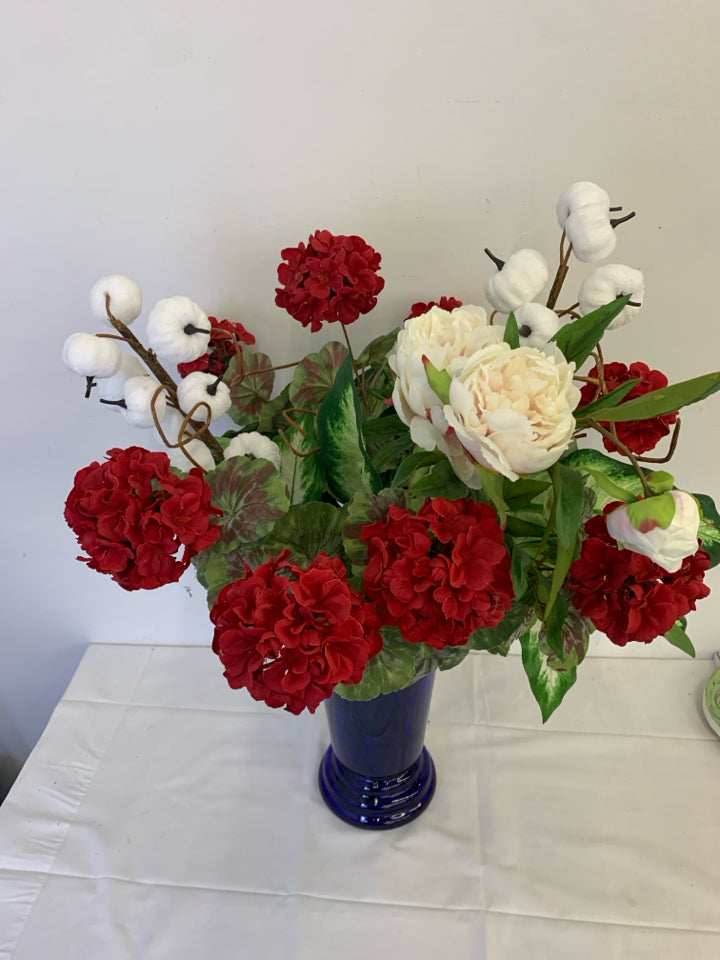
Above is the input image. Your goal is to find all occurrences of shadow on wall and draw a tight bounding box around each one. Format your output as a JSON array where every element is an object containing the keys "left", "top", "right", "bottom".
[{"left": 0, "top": 757, "right": 22, "bottom": 804}]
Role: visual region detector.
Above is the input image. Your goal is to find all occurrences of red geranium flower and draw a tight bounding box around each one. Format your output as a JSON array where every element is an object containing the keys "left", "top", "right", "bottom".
[
  {"left": 578, "top": 361, "right": 678, "bottom": 455},
  {"left": 210, "top": 551, "right": 383, "bottom": 714},
  {"left": 361, "top": 497, "right": 514, "bottom": 648},
  {"left": 405, "top": 296, "right": 463, "bottom": 319},
  {"left": 177, "top": 317, "right": 256, "bottom": 378},
  {"left": 568, "top": 507, "right": 710, "bottom": 646},
  {"left": 275, "top": 229, "right": 385, "bottom": 332},
  {"left": 64, "top": 446, "right": 223, "bottom": 591}
]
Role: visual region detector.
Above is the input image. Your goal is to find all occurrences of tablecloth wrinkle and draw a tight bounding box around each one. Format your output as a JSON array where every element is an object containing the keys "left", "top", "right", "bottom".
[{"left": 1, "top": 644, "right": 719, "bottom": 959}]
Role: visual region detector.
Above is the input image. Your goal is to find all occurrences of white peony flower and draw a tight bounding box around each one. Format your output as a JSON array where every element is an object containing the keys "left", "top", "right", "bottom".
[
  {"left": 89, "top": 275, "right": 143, "bottom": 326},
  {"left": 224, "top": 432, "right": 282, "bottom": 469},
  {"left": 177, "top": 371, "right": 232, "bottom": 422},
  {"left": 484, "top": 249, "right": 549, "bottom": 314},
  {"left": 606, "top": 491, "right": 701, "bottom": 574},
  {"left": 514, "top": 302, "right": 561, "bottom": 349},
  {"left": 146, "top": 296, "right": 211, "bottom": 364},
  {"left": 62, "top": 332, "right": 122, "bottom": 378},
  {"left": 122, "top": 376, "right": 167, "bottom": 428},
  {"left": 389, "top": 304, "right": 503, "bottom": 456},
  {"left": 96, "top": 354, "right": 147, "bottom": 406},
  {"left": 169, "top": 437, "right": 216, "bottom": 473},
  {"left": 578, "top": 264, "right": 645, "bottom": 330},
  {"left": 443, "top": 342, "right": 581, "bottom": 481},
  {"left": 556, "top": 181, "right": 610, "bottom": 228}
]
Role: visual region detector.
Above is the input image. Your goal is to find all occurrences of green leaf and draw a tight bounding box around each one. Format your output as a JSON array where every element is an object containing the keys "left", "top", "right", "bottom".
[
  {"left": 206, "top": 457, "right": 290, "bottom": 544},
  {"left": 422, "top": 357, "right": 452, "bottom": 404},
  {"left": 647, "top": 471, "right": 675, "bottom": 494},
  {"left": 511, "top": 547, "right": 534, "bottom": 598},
  {"left": 504, "top": 311, "right": 520, "bottom": 349},
  {"left": 520, "top": 622, "right": 578, "bottom": 723},
  {"left": 562, "top": 448, "right": 643, "bottom": 511},
  {"left": 225, "top": 349, "right": 275, "bottom": 426},
  {"left": 316, "top": 354, "right": 382, "bottom": 501},
  {"left": 585, "top": 371, "right": 720, "bottom": 422},
  {"left": 665, "top": 621, "right": 696, "bottom": 658},
  {"left": 409, "top": 457, "right": 470, "bottom": 500},
  {"left": 289, "top": 341, "right": 348, "bottom": 409},
  {"left": 335, "top": 626, "right": 418, "bottom": 700},
  {"left": 277, "top": 410, "right": 325, "bottom": 504},
  {"left": 478, "top": 467, "right": 508, "bottom": 527},
  {"left": 626, "top": 492, "right": 676, "bottom": 531},
  {"left": 264, "top": 502, "right": 345, "bottom": 564},
  {"left": 695, "top": 492, "right": 720, "bottom": 567},
  {"left": 551, "top": 295, "right": 630, "bottom": 366},
  {"left": 392, "top": 449, "right": 444, "bottom": 487},
  {"left": 466, "top": 597, "right": 533, "bottom": 653},
  {"left": 504, "top": 476, "right": 552, "bottom": 507},
  {"left": 356, "top": 328, "right": 400, "bottom": 371},
  {"left": 552, "top": 463, "right": 585, "bottom": 549},
  {"left": 575, "top": 378, "right": 640, "bottom": 418}
]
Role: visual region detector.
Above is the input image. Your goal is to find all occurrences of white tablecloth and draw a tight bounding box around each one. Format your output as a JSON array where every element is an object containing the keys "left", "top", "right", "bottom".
[{"left": 1, "top": 643, "right": 719, "bottom": 959}]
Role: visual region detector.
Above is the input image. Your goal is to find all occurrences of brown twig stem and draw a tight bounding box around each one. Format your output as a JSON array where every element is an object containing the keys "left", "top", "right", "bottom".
[{"left": 546, "top": 231, "right": 573, "bottom": 310}]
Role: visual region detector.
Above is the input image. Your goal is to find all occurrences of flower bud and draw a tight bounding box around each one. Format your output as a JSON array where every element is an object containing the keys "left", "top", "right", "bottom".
[
  {"left": 62, "top": 332, "right": 122, "bottom": 378},
  {"left": 89, "top": 275, "right": 143, "bottom": 326},
  {"left": 606, "top": 491, "right": 701, "bottom": 573}
]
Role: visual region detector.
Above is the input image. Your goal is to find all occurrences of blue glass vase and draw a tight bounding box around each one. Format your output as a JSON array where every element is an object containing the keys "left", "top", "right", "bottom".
[{"left": 318, "top": 672, "right": 436, "bottom": 829}]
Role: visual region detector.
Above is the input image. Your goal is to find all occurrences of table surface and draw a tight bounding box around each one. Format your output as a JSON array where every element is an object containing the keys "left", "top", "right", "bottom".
[{"left": 1, "top": 643, "right": 719, "bottom": 960}]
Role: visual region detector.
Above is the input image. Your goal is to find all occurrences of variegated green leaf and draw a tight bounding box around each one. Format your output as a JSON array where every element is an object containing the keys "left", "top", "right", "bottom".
[
  {"left": 289, "top": 341, "right": 348, "bottom": 409},
  {"left": 206, "top": 456, "right": 289, "bottom": 544},
  {"left": 264, "top": 502, "right": 345, "bottom": 564},
  {"left": 225, "top": 349, "right": 275, "bottom": 426},
  {"left": 520, "top": 622, "right": 577, "bottom": 723},
  {"left": 277, "top": 409, "right": 325, "bottom": 504},
  {"left": 335, "top": 626, "right": 418, "bottom": 700}
]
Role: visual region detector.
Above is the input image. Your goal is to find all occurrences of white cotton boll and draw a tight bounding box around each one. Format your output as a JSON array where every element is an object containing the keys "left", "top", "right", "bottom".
[
  {"left": 578, "top": 264, "right": 645, "bottom": 330},
  {"left": 556, "top": 182, "right": 610, "bottom": 228},
  {"left": 122, "top": 376, "right": 167, "bottom": 428},
  {"left": 62, "top": 332, "right": 122, "bottom": 378},
  {"left": 484, "top": 249, "right": 550, "bottom": 314},
  {"left": 89, "top": 275, "right": 143, "bottom": 326},
  {"left": 224, "top": 433, "right": 282, "bottom": 469},
  {"left": 177, "top": 371, "right": 232, "bottom": 422},
  {"left": 96, "top": 354, "right": 147, "bottom": 405},
  {"left": 514, "top": 303, "right": 561, "bottom": 349},
  {"left": 564, "top": 205, "right": 617, "bottom": 262},
  {"left": 169, "top": 437, "right": 216, "bottom": 473},
  {"left": 146, "top": 296, "right": 211, "bottom": 363}
]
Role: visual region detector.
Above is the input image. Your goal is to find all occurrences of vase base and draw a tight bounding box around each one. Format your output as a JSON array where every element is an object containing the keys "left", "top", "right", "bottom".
[{"left": 318, "top": 746, "right": 436, "bottom": 829}]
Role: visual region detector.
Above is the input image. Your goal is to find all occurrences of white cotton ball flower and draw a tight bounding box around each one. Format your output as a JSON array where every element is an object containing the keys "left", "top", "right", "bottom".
[
  {"left": 96, "top": 354, "right": 147, "bottom": 406},
  {"left": 484, "top": 249, "right": 549, "bottom": 314},
  {"left": 177, "top": 371, "right": 232, "bottom": 422},
  {"left": 89, "top": 275, "right": 143, "bottom": 326},
  {"left": 62, "top": 332, "right": 122, "bottom": 378},
  {"left": 122, "top": 376, "right": 167, "bottom": 428},
  {"left": 556, "top": 182, "right": 610, "bottom": 228},
  {"left": 169, "top": 437, "right": 216, "bottom": 473},
  {"left": 146, "top": 296, "right": 211, "bottom": 364},
  {"left": 564, "top": 204, "right": 617, "bottom": 262},
  {"left": 578, "top": 264, "right": 645, "bottom": 330},
  {"left": 224, "top": 432, "right": 282, "bottom": 469},
  {"left": 514, "top": 302, "right": 561, "bottom": 349}
]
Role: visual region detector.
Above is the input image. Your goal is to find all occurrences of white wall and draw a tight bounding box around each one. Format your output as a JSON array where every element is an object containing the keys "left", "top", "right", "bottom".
[{"left": 2, "top": 0, "right": 720, "bottom": 788}]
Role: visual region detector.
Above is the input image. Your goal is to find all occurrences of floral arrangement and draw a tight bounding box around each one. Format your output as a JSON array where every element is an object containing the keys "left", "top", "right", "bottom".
[{"left": 63, "top": 183, "right": 720, "bottom": 721}]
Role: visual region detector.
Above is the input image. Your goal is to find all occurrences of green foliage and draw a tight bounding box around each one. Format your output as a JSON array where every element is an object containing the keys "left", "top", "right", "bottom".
[
  {"left": 225, "top": 349, "right": 275, "bottom": 426},
  {"left": 503, "top": 311, "right": 520, "bottom": 348},
  {"left": 585, "top": 371, "right": 720, "bottom": 422},
  {"left": 551, "top": 295, "right": 630, "bottom": 366},
  {"left": 520, "top": 622, "right": 578, "bottom": 723},
  {"left": 695, "top": 492, "right": 720, "bottom": 567},
  {"left": 665, "top": 621, "right": 696, "bottom": 657},
  {"left": 264, "top": 502, "right": 345, "bottom": 564}
]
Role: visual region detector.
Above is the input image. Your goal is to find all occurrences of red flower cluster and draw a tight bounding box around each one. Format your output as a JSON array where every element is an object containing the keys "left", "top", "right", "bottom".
[
  {"left": 568, "top": 509, "right": 710, "bottom": 646},
  {"left": 275, "top": 229, "right": 385, "bottom": 332},
  {"left": 177, "top": 318, "right": 256, "bottom": 378},
  {"left": 362, "top": 497, "right": 514, "bottom": 648},
  {"left": 210, "top": 551, "right": 383, "bottom": 714},
  {"left": 579, "top": 361, "right": 678, "bottom": 455},
  {"left": 64, "top": 446, "right": 223, "bottom": 591},
  {"left": 405, "top": 296, "right": 463, "bottom": 320}
]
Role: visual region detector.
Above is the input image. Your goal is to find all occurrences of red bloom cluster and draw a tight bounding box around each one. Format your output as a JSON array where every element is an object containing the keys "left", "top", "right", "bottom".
[
  {"left": 275, "top": 229, "right": 385, "bottom": 332},
  {"left": 568, "top": 509, "right": 710, "bottom": 646},
  {"left": 579, "top": 361, "right": 678, "bottom": 455},
  {"left": 405, "top": 296, "right": 463, "bottom": 320},
  {"left": 362, "top": 497, "right": 514, "bottom": 648},
  {"left": 177, "top": 318, "right": 256, "bottom": 378},
  {"left": 64, "top": 446, "right": 223, "bottom": 591},
  {"left": 210, "top": 552, "right": 383, "bottom": 714}
]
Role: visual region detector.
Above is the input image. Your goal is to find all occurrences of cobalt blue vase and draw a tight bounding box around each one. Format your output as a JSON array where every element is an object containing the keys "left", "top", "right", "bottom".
[{"left": 318, "top": 672, "right": 436, "bottom": 829}]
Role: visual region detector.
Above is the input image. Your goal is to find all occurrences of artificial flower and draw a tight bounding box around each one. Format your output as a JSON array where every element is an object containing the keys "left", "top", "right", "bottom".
[
  {"left": 177, "top": 318, "right": 256, "bottom": 378},
  {"left": 606, "top": 491, "right": 701, "bottom": 573},
  {"left": 443, "top": 342, "right": 581, "bottom": 481},
  {"left": 483, "top": 248, "right": 549, "bottom": 314},
  {"left": 578, "top": 264, "right": 644, "bottom": 330},
  {"left": 146, "top": 296, "right": 212, "bottom": 364},
  {"left": 176, "top": 371, "right": 232, "bottom": 423},
  {"left": 362, "top": 497, "right": 514, "bottom": 648},
  {"left": 406, "top": 296, "right": 463, "bottom": 319},
  {"left": 211, "top": 552, "right": 383, "bottom": 714},
  {"left": 569, "top": 509, "right": 710, "bottom": 645},
  {"left": 122, "top": 376, "right": 167, "bottom": 428},
  {"left": 514, "top": 302, "right": 561, "bottom": 349},
  {"left": 579, "top": 361, "right": 678, "bottom": 455},
  {"left": 89, "top": 274, "right": 143, "bottom": 326},
  {"left": 62, "top": 332, "right": 122, "bottom": 378},
  {"left": 275, "top": 229, "right": 385, "bottom": 332}
]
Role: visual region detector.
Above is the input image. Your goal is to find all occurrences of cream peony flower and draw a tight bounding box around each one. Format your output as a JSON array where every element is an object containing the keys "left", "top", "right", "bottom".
[
  {"left": 606, "top": 491, "right": 700, "bottom": 574},
  {"left": 389, "top": 304, "right": 503, "bottom": 457},
  {"left": 443, "top": 343, "right": 581, "bottom": 481}
]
